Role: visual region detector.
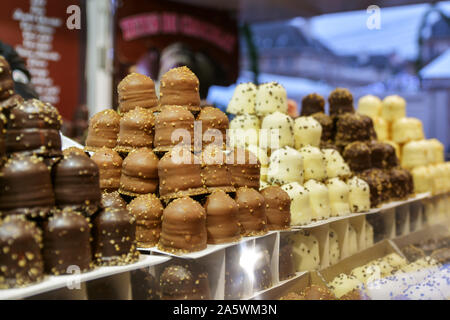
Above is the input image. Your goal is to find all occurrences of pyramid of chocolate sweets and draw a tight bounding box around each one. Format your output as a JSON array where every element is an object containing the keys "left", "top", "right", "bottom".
[
  {"left": 0, "top": 57, "right": 138, "bottom": 289},
  {"left": 84, "top": 66, "right": 292, "bottom": 258}
]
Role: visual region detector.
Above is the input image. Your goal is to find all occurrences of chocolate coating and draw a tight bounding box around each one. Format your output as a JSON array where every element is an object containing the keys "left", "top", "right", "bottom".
[
  {"left": 0, "top": 94, "right": 23, "bottom": 118},
  {"left": 0, "top": 216, "right": 44, "bottom": 289},
  {"left": 201, "top": 146, "right": 234, "bottom": 193},
  {"left": 158, "top": 197, "right": 207, "bottom": 253},
  {"left": 91, "top": 147, "right": 123, "bottom": 191},
  {"left": 42, "top": 210, "right": 92, "bottom": 275},
  {"left": 312, "top": 112, "right": 334, "bottom": 142},
  {"left": 131, "top": 269, "right": 160, "bottom": 300},
  {"left": 6, "top": 99, "right": 62, "bottom": 157},
  {"left": 260, "top": 186, "right": 291, "bottom": 230},
  {"left": 116, "top": 107, "right": 155, "bottom": 152},
  {"left": 101, "top": 191, "right": 127, "bottom": 209},
  {"left": 52, "top": 153, "right": 101, "bottom": 215},
  {"left": 160, "top": 261, "right": 211, "bottom": 300},
  {"left": 301, "top": 285, "right": 336, "bottom": 300},
  {"left": 0, "top": 56, "right": 14, "bottom": 101},
  {"left": 253, "top": 248, "right": 272, "bottom": 291},
  {"left": 127, "top": 194, "right": 163, "bottom": 248},
  {"left": 301, "top": 93, "right": 325, "bottom": 116},
  {"left": 389, "top": 167, "right": 413, "bottom": 200},
  {"left": 197, "top": 106, "right": 229, "bottom": 146},
  {"left": 335, "top": 113, "right": 373, "bottom": 148},
  {"left": 227, "top": 148, "right": 261, "bottom": 190},
  {"left": 358, "top": 168, "right": 392, "bottom": 207},
  {"left": 343, "top": 141, "right": 372, "bottom": 173},
  {"left": 91, "top": 207, "right": 139, "bottom": 266},
  {"left": 235, "top": 187, "right": 267, "bottom": 236},
  {"left": 154, "top": 105, "right": 194, "bottom": 151},
  {"left": 368, "top": 141, "right": 396, "bottom": 169},
  {"left": 62, "top": 147, "right": 89, "bottom": 158},
  {"left": 159, "top": 66, "right": 201, "bottom": 112},
  {"left": 328, "top": 88, "right": 354, "bottom": 116},
  {"left": 0, "top": 155, "right": 54, "bottom": 217},
  {"left": 85, "top": 109, "right": 120, "bottom": 151},
  {"left": 0, "top": 113, "right": 5, "bottom": 161},
  {"left": 204, "top": 190, "right": 241, "bottom": 244},
  {"left": 158, "top": 148, "right": 207, "bottom": 200},
  {"left": 118, "top": 73, "right": 158, "bottom": 114},
  {"left": 279, "top": 237, "right": 295, "bottom": 281},
  {"left": 119, "top": 148, "right": 158, "bottom": 196}
]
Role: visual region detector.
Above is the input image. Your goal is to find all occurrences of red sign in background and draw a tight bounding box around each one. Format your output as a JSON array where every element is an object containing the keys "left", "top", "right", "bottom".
[{"left": 0, "top": 0, "right": 83, "bottom": 121}]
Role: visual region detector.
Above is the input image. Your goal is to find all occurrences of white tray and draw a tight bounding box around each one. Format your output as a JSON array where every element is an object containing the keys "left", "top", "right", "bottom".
[{"left": 0, "top": 254, "right": 170, "bottom": 300}]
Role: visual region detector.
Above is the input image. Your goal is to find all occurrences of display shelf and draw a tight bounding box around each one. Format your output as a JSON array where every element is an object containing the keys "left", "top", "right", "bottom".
[
  {"left": 0, "top": 254, "right": 170, "bottom": 300},
  {"left": 249, "top": 271, "right": 307, "bottom": 300}
]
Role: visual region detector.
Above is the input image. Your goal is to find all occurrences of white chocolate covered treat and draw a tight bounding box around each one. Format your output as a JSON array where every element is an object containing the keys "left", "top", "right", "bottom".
[
  {"left": 322, "top": 149, "right": 351, "bottom": 179},
  {"left": 326, "top": 178, "right": 350, "bottom": 217},
  {"left": 290, "top": 231, "right": 320, "bottom": 271},
  {"left": 304, "top": 179, "right": 331, "bottom": 220},
  {"left": 427, "top": 138, "right": 444, "bottom": 164},
  {"left": 401, "top": 140, "right": 429, "bottom": 169},
  {"left": 351, "top": 263, "right": 383, "bottom": 284},
  {"left": 400, "top": 257, "right": 441, "bottom": 274},
  {"left": 328, "top": 274, "right": 363, "bottom": 299},
  {"left": 228, "top": 114, "right": 260, "bottom": 147},
  {"left": 411, "top": 166, "right": 432, "bottom": 194},
  {"left": 226, "top": 82, "right": 257, "bottom": 115},
  {"left": 293, "top": 116, "right": 322, "bottom": 149},
  {"left": 299, "top": 146, "right": 327, "bottom": 181},
  {"left": 255, "top": 82, "right": 288, "bottom": 117},
  {"left": 365, "top": 221, "right": 374, "bottom": 249},
  {"left": 391, "top": 117, "right": 424, "bottom": 144},
  {"left": 372, "top": 253, "right": 408, "bottom": 277},
  {"left": 357, "top": 95, "right": 382, "bottom": 118},
  {"left": 247, "top": 145, "right": 269, "bottom": 181},
  {"left": 381, "top": 95, "right": 406, "bottom": 122},
  {"left": 347, "top": 176, "right": 371, "bottom": 213},
  {"left": 282, "top": 182, "right": 314, "bottom": 226},
  {"left": 348, "top": 224, "right": 358, "bottom": 256},
  {"left": 329, "top": 228, "right": 340, "bottom": 265},
  {"left": 267, "top": 146, "right": 303, "bottom": 185},
  {"left": 261, "top": 111, "right": 295, "bottom": 149},
  {"left": 373, "top": 117, "right": 388, "bottom": 141}
]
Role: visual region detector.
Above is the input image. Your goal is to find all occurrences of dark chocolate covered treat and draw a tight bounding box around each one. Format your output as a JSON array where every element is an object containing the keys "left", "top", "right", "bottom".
[
  {"left": 42, "top": 210, "right": 92, "bottom": 275},
  {"left": 197, "top": 106, "right": 228, "bottom": 147},
  {"left": 0, "top": 215, "right": 44, "bottom": 289},
  {"left": 358, "top": 168, "right": 391, "bottom": 207},
  {"left": 118, "top": 73, "right": 158, "bottom": 114},
  {"left": 260, "top": 186, "right": 291, "bottom": 230},
  {"left": 0, "top": 155, "right": 54, "bottom": 217},
  {"left": 225, "top": 246, "right": 247, "bottom": 299},
  {"left": 62, "top": 147, "right": 89, "bottom": 158},
  {"left": 85, "top": 109, "right": 120, "bottom": 151},
  {"left": 115, "top": 107, "right": 155, "bottom": 152},
  {"left": 159, "top": 66, "right": 201, "bottom": 112},
  {"left": 92, "top": 207, "right": 139, "bottom": 266},
  {"left": 154, "top": 105, "right": 194, "bottom": 152},
  {"left": 340, "top": 289, "right": 367, "bottom": 300},
  {"left": 160, "top": 261, "right": 211, "bottom": 300},
  {"left": 204, "top": 190, "right": 241, "bottom": 244},
  {"left": 0, "top": 94, "right": 23, "bottom": 118},
  {"left": 101, "top": 191, "right": 127, "bottom": 209},
  {"left": 389, "top": 167, "right": 413, "bottom": 200},
  {"left": 235, "top": 187, "right": 267, "bottom": 236},
  {"left": 301, "top": 285, "right": 336, "bottom": 300},
  {"left": 119, "top": 148, "right": 158, "bottom": 197},
  {"left": 127, "top": 194, "right": 163, "bottom": 248},
  {"left": 91, "top": 147, "right": 123, "bottom": 191},
  {"left": 401, "top": 244, "right": 425, "bottom": 262},
  {"left": 227, "top": 148, "right": 261, "bottom": 190},
  {"left": 312, "top": 112, "right": 334, "bottom": 142},
  {"left": 368, "top": 141, "right": 398, "bottom": 169},
  {"left": 0, "top": 56, "right": 15, "bottom": 101},
  {"left": 158, "top": 148, "right": 207, "bottom": 200},
  {"left": 0, "top": 113, "right": 6, "bottom": 162},
  {"left": 343, "top": 141, "right": 372, "bottom": 173},
  {"left": 158, "top": 197, "right": 207, "bottom": 254},
  {"left": 279, "top": 237, "right": 295, "bottom": 281},
  {"left": 301, "top": 93, "right": 325, "bottom": 116},
  {"left": 253, "top": 248, "right": 272, "bottom": 291},
  {"left": 131, "top": 269, "right": 160, "bottom": 300},
  {"left": 201, "top": 145, "right": 234, "bottom": 193},
  {"left": 52, "top": 153, "right": 101, "bottom": 215},
  {"left": 335, "top": 113, "right": 374, "bottom": 148},
  {"left": 328, "top": 88, "right": 354, "bottom": 116},
  {"left": 5, "top": 99, "right": 62, "bottom": 157}
]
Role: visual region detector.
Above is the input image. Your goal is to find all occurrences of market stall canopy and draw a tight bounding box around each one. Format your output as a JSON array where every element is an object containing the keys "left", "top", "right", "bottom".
[{"left": 173, "top": 0, "right": 436, "bottom": 22}]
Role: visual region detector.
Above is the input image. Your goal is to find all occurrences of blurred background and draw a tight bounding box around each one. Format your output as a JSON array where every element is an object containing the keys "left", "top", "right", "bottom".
[{"left": 0, "top": 0, "right": 448, "bottom": 155}]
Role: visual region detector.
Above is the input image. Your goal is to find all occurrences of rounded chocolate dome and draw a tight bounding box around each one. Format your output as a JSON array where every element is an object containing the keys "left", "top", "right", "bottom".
[
  {"left": 85, "top": 109, "right": 120, "bottom": 150},
  {"left": 301, "top": 93, "right": 325, "bottom": 116}
]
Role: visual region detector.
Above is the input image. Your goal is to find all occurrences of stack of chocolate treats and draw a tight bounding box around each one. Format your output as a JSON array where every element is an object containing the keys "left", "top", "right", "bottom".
[{"left": 0, "top": 57, "right": 138, "bottom": 289}]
